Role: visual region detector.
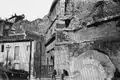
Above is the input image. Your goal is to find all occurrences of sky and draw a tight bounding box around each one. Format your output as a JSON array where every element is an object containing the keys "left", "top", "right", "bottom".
[{"left": 0, "top": 0, "right": 53, "bottom": 21}]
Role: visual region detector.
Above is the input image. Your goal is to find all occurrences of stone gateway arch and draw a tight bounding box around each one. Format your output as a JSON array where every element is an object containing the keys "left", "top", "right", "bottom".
[{"left": 69, "top": 50, "right": 115, "bottom": 80}]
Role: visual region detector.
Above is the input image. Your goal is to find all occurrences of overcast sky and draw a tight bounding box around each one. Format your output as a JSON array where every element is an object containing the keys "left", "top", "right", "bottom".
[{"left": 0, "top": 0, "right": 53, "bottom": 21}]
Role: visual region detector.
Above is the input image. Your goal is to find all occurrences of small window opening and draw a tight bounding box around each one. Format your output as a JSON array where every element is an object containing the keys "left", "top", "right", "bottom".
[
  {"left": 14, "top": 46, "right": 20, "bottom": 60},
  {"left": 116, "top": 20, "right": 120, "bottom": 27},
  {"left": 63, "top": 69, "right": 69, "bottom": 76},
  {"left": 65, "top": 0, "right": 69, "bottom": 12},
  {"left": 65, "top": 19, "right": 71, "bottom": 27},
  {"left": 1, "top": 45, "right": 4, "bottom": 52}
]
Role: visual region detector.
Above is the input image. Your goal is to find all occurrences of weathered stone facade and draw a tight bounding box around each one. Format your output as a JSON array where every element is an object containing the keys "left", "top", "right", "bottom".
[{"left": 45, "top": 0, "right": 120, "bottom": 80}]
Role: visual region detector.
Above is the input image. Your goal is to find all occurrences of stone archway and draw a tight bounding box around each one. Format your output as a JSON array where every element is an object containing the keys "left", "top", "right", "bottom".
[{"left": 70, "top": 50, "right": 115, "bottom": 80}]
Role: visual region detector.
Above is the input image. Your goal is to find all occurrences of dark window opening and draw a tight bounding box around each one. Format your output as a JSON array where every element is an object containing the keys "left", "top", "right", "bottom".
[
  {"left": 51, "top": 56, "right": 54, "bottom": 60},
  {"left": 114, "top": 68, "right": 120, "bottom": 78},
  {"left": 51, "top": 56, "right": 54, "bottom": 66},
  {"left": 3, "top": 29, "right": 9, "bottom": 36},
  {"left": 116, "top": 20, "right": 120, "bottom": 27},
  {"left": 1, "top": 45, "right": 4, "bottom": 52},
  {"left": 65, "top": 19, "right": 71, "bottom": 27},
  {"left": 63, "top": 69, "right": 69, "bottom": 76},
  {"left": 65, "top": 0, "right": 69, "bottom": 13}
]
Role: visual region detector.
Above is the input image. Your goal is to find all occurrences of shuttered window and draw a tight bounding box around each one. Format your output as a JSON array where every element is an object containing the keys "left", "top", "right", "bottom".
[{"left": 14, "top": 46, "right": 20, "bottom": 60}]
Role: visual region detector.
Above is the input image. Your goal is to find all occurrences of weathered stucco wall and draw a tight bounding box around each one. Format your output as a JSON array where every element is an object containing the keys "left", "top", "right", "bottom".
[
  {"left": 0, "top": 41, "right": 35, "bottom": 72},
  {"left": 53, "top": 45, "right": 70, "bottom": 74}
]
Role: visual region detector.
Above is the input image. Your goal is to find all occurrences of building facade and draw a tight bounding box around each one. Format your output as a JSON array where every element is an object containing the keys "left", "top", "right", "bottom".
[
  {"left": 0, "top": 18, "right": 47, "bottom": 80},
  {"left": 45, "top": 0, "right": 120, "bottom": 80}
]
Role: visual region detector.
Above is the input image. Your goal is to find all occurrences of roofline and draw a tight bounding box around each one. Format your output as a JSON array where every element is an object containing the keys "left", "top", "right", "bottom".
[
  {"left": 25, "top": 31, "right": 44, "bottom": 37},
  {"left": 48, "top": 0, "right": 60, "bottom": 17},
  {"left": 45, "top": 15, "right": 58, "bottom": 34},
  {"left": 0, "top": 39, "right": 33, "bottom": 43}
]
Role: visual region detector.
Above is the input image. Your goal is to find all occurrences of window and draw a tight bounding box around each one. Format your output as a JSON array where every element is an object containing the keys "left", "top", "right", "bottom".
[
  {"left": 1, "top": 45, "right": 4, "bottom": 52},
  {"left": 65, "top": 19, "right": 71, "bottom": 27},
  {"left": 14, "top": 46, "right": 20, "bottom": 60},
  {"left": 26, "top": 45, "right": 30, "bottom": 51}
]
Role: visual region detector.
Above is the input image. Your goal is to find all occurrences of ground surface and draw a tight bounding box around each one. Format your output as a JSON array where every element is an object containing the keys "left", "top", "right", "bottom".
[{"left": 9, "top": 78, "right": 27, "bottom": 80}]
